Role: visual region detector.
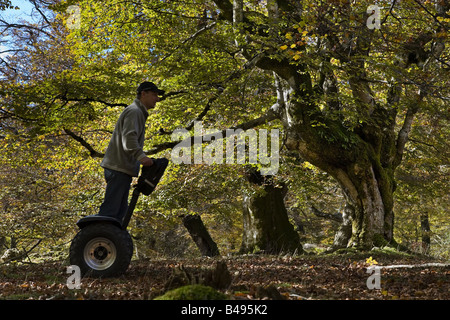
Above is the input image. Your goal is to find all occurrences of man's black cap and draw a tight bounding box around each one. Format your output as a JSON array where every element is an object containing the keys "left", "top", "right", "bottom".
[{"left": 137, "top": 82, "right": 165, "bottom": 96}]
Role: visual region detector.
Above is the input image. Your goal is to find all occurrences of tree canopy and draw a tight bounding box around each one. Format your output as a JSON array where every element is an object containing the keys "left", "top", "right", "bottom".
[{"left": 0, "top": 0, "right": 449, "bottom": 261}]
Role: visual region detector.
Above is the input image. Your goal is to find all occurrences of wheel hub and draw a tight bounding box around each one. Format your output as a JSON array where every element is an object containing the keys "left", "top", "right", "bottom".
[{"left": 84, "top": 237, "right": 117, "bottom": 271}]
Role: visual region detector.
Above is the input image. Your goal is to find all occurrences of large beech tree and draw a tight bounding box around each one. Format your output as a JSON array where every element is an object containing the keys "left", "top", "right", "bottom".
[{"left": 209, "top": 0, "right": 449, "bottom": 249}]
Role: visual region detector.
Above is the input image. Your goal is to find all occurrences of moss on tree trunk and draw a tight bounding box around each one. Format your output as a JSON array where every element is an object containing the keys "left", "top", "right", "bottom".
[
  {"left": 240, "top": 169, "right": 303, "bottom": 254},
  {"left": 329, "top": 156, "right": 396, "bottom": 250}
]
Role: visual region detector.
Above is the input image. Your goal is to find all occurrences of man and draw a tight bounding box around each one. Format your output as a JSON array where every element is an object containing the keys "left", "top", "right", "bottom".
[{"left": 98, "top": 81, "right": 165, "bottom": 221}]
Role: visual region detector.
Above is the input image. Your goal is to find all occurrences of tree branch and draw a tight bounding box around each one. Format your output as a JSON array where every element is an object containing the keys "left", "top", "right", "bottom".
[
  {"left": 59, "top": 95, "right": 128, "bottom": 108},
  {"left": 412, "top": 0, "right": 448, "bottom": 30},
  {"left": 29, "top": 0, "right": 52, "bottom": 26},
  {"left": 310, "top": 205, "right": 343, "bottom": 223},
  {"left": 0, "top": 239, "right": 42, "bottom": 265},
  {"left": 58, "top": 89, "right": 187, "bottom": 110},
  {"left": 158, "top": 22, "right": 217, "bottom": 64},
  {"left": 159, "top": 52, "right": 267, "bottom": 136},
  {"left": 64, "top": 107, "right": 278, "bottom": 158},
  {"left": 147, "top": 110, "right": 279, "bottom": 155},
  {"left": 63, "top": 128, "right": 104, "bottom": 158},
  {"left": 212, "top": 0, "right": 234, "bottom": 21},
  {"left": 393, "top": 93, "right": 423, "bottom": 168},
  {"left": 0, "top": 19, "right": 54, "bottom": 39}
]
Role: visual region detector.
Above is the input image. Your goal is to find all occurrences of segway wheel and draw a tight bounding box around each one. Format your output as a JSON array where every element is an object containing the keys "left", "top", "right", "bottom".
[{"left": 69, "top": 223, "right": 133, "bottom": 278}]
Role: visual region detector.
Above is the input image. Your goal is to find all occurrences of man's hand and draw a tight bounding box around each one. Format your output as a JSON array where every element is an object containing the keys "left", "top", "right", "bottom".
[{"left": 139, "top": 156, "right": 154, "bottom": 166}]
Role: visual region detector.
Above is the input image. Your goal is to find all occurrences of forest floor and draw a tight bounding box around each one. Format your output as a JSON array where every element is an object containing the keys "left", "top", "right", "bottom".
[{"left": 0, "top": 249, "right": 448, "bottom": 300}]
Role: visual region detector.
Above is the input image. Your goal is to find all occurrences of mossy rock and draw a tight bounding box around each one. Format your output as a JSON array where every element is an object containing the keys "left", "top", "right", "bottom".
[{"left": 154, "top": 285, "right": 228, "bottom": 300}]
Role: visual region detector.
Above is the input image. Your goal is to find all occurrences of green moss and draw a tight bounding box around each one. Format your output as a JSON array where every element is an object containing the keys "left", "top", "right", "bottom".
[
  {"left": 331, "top": 244, "right": 413, "bottom": 258},
  {"left": 373, "top": 233, "right": 389, "bottom": 247},
  {"left": 333, "top": 247, "right": 360, "bottom": 255},
  {"left": 154, "top": 285, "right": 228, "bottom": 300},
  {"left": 370, "top": 246, "right": 413, "bottom": 257}
]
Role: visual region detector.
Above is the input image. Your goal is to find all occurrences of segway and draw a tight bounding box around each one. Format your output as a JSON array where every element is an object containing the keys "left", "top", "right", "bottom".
[{"left": 69, "top": 158, "right": 169, "bottom": 278}]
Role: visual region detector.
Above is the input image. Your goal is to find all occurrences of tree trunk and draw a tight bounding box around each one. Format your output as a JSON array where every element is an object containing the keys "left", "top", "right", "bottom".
[
  {"left": 332, "top": 163, "right": 396, "bottom": 249},
  {"left": 284, "top": 114, "right": 397, "bottom": 250},
  {"left": 240, "top": 168, "right": 303, "bottom": 254},
  {"left": 332, "top": 202, "right": 353, "bottom": 248},
  {"left": 182, "top": 214, "right": 220, "bottom": 257},
  {"left": 420, "top": 212, "right": 431, "bottom": 254}
]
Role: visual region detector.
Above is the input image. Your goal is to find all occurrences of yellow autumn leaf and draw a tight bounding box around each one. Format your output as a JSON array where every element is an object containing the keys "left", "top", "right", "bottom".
[
  {"left": 285, "top": 32, "right": 293, "bottom": 40},
  {"left": 280, "top": 45, "right": 288, "bottom": 50},
  {"left": 290, "top": 44, "right": 296, "bottom": 48},
  {"left": 293, "top": 54, "right": 301, "bottom": 60},
  {"left": 366, "top": 256, "right": 378, "bottom": 265}
]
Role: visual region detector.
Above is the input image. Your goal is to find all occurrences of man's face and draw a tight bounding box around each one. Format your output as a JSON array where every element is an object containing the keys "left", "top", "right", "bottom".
[{"left": 140, "top": 90, "right": 160, "bottom": 109}]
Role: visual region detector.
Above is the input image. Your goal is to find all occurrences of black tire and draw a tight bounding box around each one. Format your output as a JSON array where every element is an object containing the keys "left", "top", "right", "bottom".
[{"left": 69, "top": 223, "right": 133, "bottom": 278}]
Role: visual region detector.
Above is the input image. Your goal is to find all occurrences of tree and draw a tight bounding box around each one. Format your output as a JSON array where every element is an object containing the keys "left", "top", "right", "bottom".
[
  {"left": 208, "top": 0, "right": 449, "bottom": 249},
  {"left": 240, "top": 167, "right": 302, "bottom": 254},
  {"left": 393, "top": 104, "right": 449, "bottom": 256},
  {"left": 182, "top": 214, "right": 220, "bottom": 257}
]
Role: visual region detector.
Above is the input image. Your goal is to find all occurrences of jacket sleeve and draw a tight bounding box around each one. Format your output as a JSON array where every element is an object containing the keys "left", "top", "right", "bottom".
[{"left": 121, "top": 108, "right": 146, "bottom": 161}]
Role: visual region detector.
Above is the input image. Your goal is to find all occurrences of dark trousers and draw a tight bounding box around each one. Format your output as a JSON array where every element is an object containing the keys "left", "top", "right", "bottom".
[{"left": 98, "top": 168, "right": 132, "bottom": 222}]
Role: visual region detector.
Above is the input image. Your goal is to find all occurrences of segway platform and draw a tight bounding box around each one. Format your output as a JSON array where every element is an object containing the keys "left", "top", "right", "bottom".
[
  {"left": 76, "top": 215, "right": 122, "bottom": 229},
  {"left": 69, "top": 158, "right": 169, "bottom": 277}
]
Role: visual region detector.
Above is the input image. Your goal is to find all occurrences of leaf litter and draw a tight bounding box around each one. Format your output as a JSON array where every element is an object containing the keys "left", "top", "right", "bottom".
[{"left": 0, "top": 253, "right": 448, "bottom": 300}]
